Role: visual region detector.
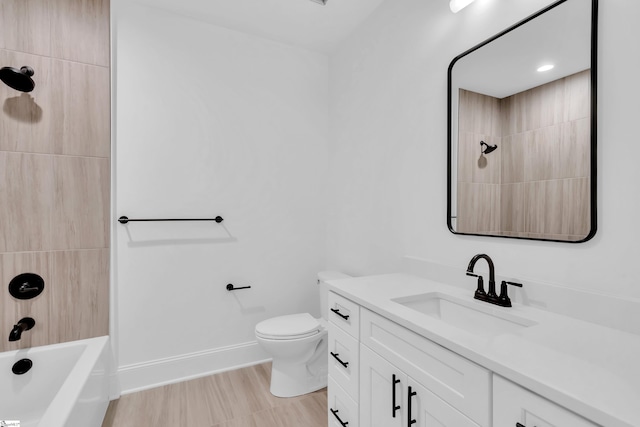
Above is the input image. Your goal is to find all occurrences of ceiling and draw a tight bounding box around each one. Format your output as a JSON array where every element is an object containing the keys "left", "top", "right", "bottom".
[
  {"left": 132, "top": 0, "right": 387, "bottom": 53},
  {"left": 453, "top": 0, "right": 592, "bottom": 98}
]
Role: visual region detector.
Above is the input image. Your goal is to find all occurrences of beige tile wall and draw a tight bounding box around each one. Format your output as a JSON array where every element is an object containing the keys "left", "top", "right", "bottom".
[
  {"left": 457, "top": 70, "right": 591, "bottom": 240},
  {"left": 501, "top": 70, "right": 591, "bottom": 240},
  {"left": 0, "top": 0, "right": 110, "bottom": 352},
  {"left": 457, "top": 89, "right": 502, "bottom": 233}
]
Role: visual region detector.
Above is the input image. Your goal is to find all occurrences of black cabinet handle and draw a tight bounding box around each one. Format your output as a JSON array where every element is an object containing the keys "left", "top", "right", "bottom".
[
  {"left": 392, "top": 374, "right": 401, "bottom": 418},
  {"left": 330, "top": 408, "right": 349, "bottom": 426},
  {"left": 330, "top": 308, "right": 349, "bottom": 320},
  {"left": 516, "top": 424, "right": 525, "bottom": 427},
  {"left": 330, "top": 352, "right": 349, "bottom": 368},
  {"left": 408, "top": 386, "right": 417, "bottom": 426}
]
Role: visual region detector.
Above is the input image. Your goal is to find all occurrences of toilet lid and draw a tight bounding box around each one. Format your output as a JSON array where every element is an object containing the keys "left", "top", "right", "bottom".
[{"left": 255, "top": 313, "right": 321, "bottom": 339}]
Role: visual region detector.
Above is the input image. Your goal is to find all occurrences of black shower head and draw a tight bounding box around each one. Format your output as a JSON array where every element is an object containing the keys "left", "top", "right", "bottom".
[
  {"left": 0, "top": 66, "right": 35, "bottom": 92},
  {"left": 480, "top": 141, "right": 498, "bottom": 154}
]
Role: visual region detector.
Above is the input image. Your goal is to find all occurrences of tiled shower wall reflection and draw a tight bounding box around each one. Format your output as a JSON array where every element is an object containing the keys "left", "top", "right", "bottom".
[
  {"left": 0, "top": 0, "right": 110, "bottom": 352},
  {"left": 457, "top": 70, "right": 590, "bottom": 241}
]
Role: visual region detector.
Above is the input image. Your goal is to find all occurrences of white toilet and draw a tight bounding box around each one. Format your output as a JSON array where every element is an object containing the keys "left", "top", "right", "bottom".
[{"left": 255, "top": 271, "right": 350, "bottom": 398}]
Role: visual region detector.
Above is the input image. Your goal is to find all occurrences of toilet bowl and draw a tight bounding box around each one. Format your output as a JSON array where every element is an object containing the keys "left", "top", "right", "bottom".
[{"left": 255, "top": 271, "right": 351, "bottom": 398}]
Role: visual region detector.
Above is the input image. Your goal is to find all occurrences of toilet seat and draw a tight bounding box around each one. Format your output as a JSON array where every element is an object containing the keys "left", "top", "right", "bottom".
[{"left": 255, "top": 313, "right": 322, "bottom": 340}]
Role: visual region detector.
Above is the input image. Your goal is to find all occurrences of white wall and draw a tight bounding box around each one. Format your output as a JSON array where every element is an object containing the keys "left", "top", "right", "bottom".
[
  {"left": 327, "top": 0, "right": 640, "bottom": 301},
  {"left": 114, "top": 1, "right": 329, "bottom": 391}
]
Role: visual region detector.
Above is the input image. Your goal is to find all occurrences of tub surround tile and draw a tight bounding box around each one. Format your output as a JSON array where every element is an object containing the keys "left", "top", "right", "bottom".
[
  {"left": 559, "top": 118, "right": 590, "bottom": 179},
  {"left": 459, "top": 69, "right": 590, "bottom": 240},
  {"left": 564, "top": 70, "right": 591, "bottom": 122},
  {"left": 0, "top": 0, "right": 51, "bottom": 56},
  {"left": 49, "top": 249, "right": 109, "bottom": 343},
  {"left": 1, "top": 0, "right": 111, "bottom": 350},
  {"left": 525, "top": 126, "right": 563, "bottom": 182},
  {"left": 456, "top": 182, "right": 500, "bottom": 234},
  {"left": 500, "top": 183, "right": 524, "bottom": 233},
  {"left": 523, "top": 180, "right": 567, "bottom": 236},
  {"left": 562, "top": 177, "right": 590, "bottom": 236},
  {"left": 0, "top": 252, "right": 51, "bottom": 352},
  {"left": 458, "top": 89, "right": 501, "bottom": 135},
  {"left": 52, "top": 156, "right": 110, "bottom": 250},
  {"left": 50, "top": 59, "right": 111, "bottom": 157},
  {"left": 0, "top": 152, "right": 53, "bottom": 252},
  {"left": 50, "top": 0, "right": 110, "bottom": 66},
  {"left": 501, "top": 133, "right": 524, "bottom": 184}
]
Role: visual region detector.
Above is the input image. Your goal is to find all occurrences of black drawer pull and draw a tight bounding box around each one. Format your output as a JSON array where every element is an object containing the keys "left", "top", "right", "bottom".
[
  {"left": 330, "top": 352, "right": 349, "bottom": 368},
  {"left": 392, "top": 374, "right": 401, "bottom": 418},
  {"left": 516, "top": 424, "right": 525, "bottom": 427},
  {"left": 408, "top": 386, "right": 417, "bottom": 426},
  {"left": 331, "top": 308, "right": 349, "bottom": 320},
  {"left": 330, "top": 408, "right": 349, "bottom": 426}
]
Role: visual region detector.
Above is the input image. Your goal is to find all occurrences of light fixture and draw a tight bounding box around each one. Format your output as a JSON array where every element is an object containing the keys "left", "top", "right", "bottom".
[
  {"left": 537, "top": 64, "right": 555, "bottom": 72},
  {"left": 450, "top": 0, "right": 476, "bottom": 13}
]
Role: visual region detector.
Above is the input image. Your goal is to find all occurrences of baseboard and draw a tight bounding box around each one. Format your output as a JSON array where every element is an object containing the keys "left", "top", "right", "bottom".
[{"left": 117, "top": 341, "right": 271, "bottom": 395}]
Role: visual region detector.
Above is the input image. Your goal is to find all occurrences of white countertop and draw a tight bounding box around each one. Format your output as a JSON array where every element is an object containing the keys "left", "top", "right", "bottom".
[{"left": 326, "top": 273, "right": 640, "bottom": 427}]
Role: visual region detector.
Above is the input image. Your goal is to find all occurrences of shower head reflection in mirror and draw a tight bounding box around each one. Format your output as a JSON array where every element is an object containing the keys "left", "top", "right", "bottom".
[{"left": 480, "top": 141, "right": 498, "bottom": 154}]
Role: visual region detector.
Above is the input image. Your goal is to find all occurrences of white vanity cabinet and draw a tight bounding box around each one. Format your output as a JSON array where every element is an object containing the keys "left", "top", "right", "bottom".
[
  {"left": 326, "top": 274, "right": 638, "bottom": 427},
  {"left": 327, "top": 290, "right": 491, "bottom": 427},
  {"left": 327, "top": 290, "right": 608, "bottom": 427},
  {"left": 493, "top": 376, "right": 599, "bottom": 427},
  {"left": 360, "top": 345, "right": 481, "bottom": 427}
]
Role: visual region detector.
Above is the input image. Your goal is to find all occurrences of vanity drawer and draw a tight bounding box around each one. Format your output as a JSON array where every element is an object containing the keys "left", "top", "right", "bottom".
[
  {"left": 328, "top": 322, "right": 359, "bottom": 401},
  {"left": 328, "top": 376, "right": 359, "bottom": 427},
  {"left": 328, "top": 291, "right": 360, "bottom": 339},
  {"left": 494, "top": 375, "right": 598, "bottom": 427},
  {"left": 360, "top": 308, "right": 491, "bottom": 427}
]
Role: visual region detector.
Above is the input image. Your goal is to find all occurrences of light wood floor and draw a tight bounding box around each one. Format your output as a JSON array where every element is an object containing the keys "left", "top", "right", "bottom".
[{"left": 102, "top": 362, "right": 327, "bottom": 427}]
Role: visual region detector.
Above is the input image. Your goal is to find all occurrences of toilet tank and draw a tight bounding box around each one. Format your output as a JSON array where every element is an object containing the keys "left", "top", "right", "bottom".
[{"left": 317, "top": 271, "right": 351, "bottom": 320}]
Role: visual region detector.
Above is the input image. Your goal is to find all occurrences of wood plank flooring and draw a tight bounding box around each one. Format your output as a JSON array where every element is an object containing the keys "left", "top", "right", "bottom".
[{"left": 102, "top": 362, "right": 328, "bottom": 427}]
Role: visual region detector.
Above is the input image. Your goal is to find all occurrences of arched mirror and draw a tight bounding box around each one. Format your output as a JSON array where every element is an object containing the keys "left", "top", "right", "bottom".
[{"left": 447, "top": 0, "right": 597, "bottom": 242}]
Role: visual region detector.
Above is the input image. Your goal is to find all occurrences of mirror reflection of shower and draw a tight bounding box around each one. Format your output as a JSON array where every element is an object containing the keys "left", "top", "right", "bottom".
[{"left": 0, "top": 65, "right": 36, "bottom": 92}]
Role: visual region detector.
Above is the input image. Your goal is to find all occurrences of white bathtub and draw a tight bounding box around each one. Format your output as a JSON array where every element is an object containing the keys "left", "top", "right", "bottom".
[{"left": 0, "top": 336, "right": 110, "bottom": 427}]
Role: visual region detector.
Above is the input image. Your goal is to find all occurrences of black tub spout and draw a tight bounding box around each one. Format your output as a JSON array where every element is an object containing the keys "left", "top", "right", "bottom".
[{"left": 8, "top": 317, "right": 35, "bottom": 342}]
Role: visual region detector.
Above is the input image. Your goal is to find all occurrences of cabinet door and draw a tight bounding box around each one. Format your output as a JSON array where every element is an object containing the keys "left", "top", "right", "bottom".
[
  {"left": 360, "top": 345, "right": 406, "bottom": 427},
  {"left": 494, "top": 375, "right": 599, "bottom": 427},
  {"left": 361, "top": 309, "right": 491, "bottom": 426},
  {"left": 407, "top": 377, "right": 481, "bottom": 427}
]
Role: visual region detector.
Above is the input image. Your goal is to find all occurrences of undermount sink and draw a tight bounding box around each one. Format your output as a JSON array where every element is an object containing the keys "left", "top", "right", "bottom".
[{"left": 392, "top": 292, "right": 537, "bottom": 336}]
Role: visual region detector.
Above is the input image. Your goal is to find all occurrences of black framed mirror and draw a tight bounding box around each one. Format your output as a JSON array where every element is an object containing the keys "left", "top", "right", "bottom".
[{"left": 447, "top": 0, "right": 597, "bottom": 243}]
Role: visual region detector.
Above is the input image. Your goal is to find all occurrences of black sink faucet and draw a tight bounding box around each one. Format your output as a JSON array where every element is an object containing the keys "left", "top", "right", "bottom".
[
  {"left": 466, "top": 253, "right": 497, "bottom": 301},
  {"left": 466, "top": 254, "right": 523, "bottom": 307},
  {"left": 8, "top": 317, "right": 35, "bottom": 342}
]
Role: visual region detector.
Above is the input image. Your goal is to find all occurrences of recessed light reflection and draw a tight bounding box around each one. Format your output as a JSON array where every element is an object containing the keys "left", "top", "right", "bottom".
[{"left": 537, "top": 64, "right": 555, "bottom": 72}]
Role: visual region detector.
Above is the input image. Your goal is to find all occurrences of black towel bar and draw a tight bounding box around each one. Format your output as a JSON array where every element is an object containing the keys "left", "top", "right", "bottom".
[{"left": 118, "top": 215, "right": 223, "bottom": 224}]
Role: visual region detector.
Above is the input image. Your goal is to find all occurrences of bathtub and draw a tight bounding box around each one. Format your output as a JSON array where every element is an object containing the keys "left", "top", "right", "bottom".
[{"left": 0, "top": 336, "right": 110, "bottom": 427}]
